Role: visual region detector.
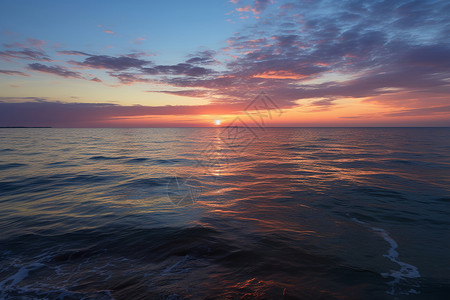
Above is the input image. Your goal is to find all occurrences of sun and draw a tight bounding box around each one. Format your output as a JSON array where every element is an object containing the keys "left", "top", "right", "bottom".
[{"left": 214, "top": 119, "right": 221, "bottom": 126}]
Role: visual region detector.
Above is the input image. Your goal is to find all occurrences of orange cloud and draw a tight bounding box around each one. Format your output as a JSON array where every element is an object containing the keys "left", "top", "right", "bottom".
[
  {"left": 252, "top": 70, "right": 307, "bottom": 79},
  {"left": 104, "top": 30, "right": 115, "bottom": 34}
]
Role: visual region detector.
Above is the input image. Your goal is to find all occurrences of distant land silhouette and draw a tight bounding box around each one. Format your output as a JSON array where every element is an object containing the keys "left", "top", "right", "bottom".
[{"left": 0, "top": 126, "right": 52, "bottom": 128}]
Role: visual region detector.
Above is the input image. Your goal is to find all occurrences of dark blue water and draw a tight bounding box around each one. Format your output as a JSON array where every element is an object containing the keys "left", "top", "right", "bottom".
[{"left": 0, "top": 128, "right": 449, "bottom": 299}]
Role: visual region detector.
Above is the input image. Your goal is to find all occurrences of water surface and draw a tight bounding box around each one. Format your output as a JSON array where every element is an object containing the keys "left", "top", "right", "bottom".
[{"left": 0, "top": 128, "right": 449, "bottom": 299}]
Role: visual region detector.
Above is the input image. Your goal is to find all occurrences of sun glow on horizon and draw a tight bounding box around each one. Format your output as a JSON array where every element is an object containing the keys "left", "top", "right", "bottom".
[{"left": 214, "top": 119, "right": 221, "bottom": 126}]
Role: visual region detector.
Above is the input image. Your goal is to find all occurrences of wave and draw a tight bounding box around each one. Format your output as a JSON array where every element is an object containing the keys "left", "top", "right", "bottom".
[
  {"left": 89, "top": 155, "right": 130, "bottom": 160},
  {"left": 0, "top": 163, "right": 27, "bottom": 170}
]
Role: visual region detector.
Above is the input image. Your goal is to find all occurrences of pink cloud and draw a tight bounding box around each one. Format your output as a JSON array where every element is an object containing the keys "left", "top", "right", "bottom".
[
  {"left": 236, "top": 5, "right": 251, "bottom": 12},
  {"left": 3, "top": 42, "right": 25, "bottom": 48},
  {"left": 251, "top": 0, "right": 270, "bottom": 14},
  {"left": 27, "top": 38, "right": 45, "bottom": 49},
  {"left": 133, "top": 37, "right": 146, "bottom": 45}
]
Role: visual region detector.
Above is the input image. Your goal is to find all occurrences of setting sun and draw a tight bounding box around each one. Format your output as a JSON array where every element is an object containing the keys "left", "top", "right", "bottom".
[{"left": 214, "top": 120, "right": 221, "bottom": 126}]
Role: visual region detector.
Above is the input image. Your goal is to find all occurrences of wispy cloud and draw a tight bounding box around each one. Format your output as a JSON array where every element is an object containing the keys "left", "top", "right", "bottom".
[
  {"left": 26, "top": 38, "right": 45, "bottom": 49},
  {"left": 0, "top": 70, "right": 29, "bottom": 76},
  {"left": 133, "top": 37, "right": 146, "bottom": 45},
  {"left": 236, "top": 5, "right": 251, "bottom": 12},
  {"left": 69, "top": 54, "right": 151, "bottom": 71},
  {"left": 251, "top": 0, "right": 270, "bottom": 14},
  {"left": 57, "top": 50, "right": 91, "bottom": 56},
  {"left": 384, "top": 105, "right": 450, "bottom": 117},
  {"left": 28, "top": 63, "right": 83, "bottom": 78},
  {"left": 0, "top": 48, "right": 51, "bottom": 61},
  {"left": 186, "top": 50, "right": 217, "bottom": 65}
]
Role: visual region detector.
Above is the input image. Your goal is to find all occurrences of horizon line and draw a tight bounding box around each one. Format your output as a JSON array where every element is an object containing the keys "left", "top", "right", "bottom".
[{"left": 2, "top": 126, "right": 449, "bottom": 129}]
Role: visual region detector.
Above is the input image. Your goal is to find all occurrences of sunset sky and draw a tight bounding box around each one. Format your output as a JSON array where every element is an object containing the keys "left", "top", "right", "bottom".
[{"left": 0, "top": 0, "right": 449, "bottom": 127}]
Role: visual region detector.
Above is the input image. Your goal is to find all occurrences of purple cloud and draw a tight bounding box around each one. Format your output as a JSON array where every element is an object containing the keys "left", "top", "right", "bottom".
[
  {"left": 26, "top": 38, "right": 45, "bottom": 49},
  {"left": 0, "top": 70, "right": 29, "bottom": 76},
  {"left": 57, "top": 50, "right": 91, "bottom": 56},
  {"left": 185, "top": 50, "right": 217, "bottom": 65},
  {"left": 28, "top": 63, "right": 83, "bottom": 78},
  {"left": 0, "top": 100, "right": 243, "bottom": 127},
  {"left": 252, "top": 0, "right": 270, "bottom": 14},
  {"left": 142, "top": 63, "right": 213, "bottom": 77},
  {"left": 0, "top": 49, "right": 51, "bottom": 61},
  {"left": 70, "top": 55, "right": 151, "bottom": 71},
  {"left": 109, "top": 72, "right": 152, "bottom": 84}
]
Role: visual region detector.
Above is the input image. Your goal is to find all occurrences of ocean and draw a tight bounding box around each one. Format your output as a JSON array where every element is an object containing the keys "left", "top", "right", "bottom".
[{"left": 0, "top": 128, "right": 449, "bottom": 299}]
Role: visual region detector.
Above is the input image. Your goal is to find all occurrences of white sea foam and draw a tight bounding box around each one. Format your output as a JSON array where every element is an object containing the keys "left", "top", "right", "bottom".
[
  {"left": 0, "top": 262, "right": 45, "bottom": 299},
  {"left": 0, "top": 263, "right": 44, "bottom": 288},
  {"left": 0, "top": 249, "right": 117, "bottom": 300},
  {"left": 351, "top": 216, "right": 421, "bottom": 295}
]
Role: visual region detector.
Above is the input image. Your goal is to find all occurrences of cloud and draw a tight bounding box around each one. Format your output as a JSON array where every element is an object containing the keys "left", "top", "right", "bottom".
[
  {"left": 237, "top": 5, "right": 251, "bottom": 12},
  {"left": 4, "top": 38, "right": 45, "bottom": 49},
  {"left": 109, "top": 72, "right": 152, "bottom": 84},
  {"left": 90, "top": 77, "right": 102, "bottom": 82},
  {"left": 59, "top": 51, "right": 214, "bottom": 84},
  {"left": 400, "top": 44, "right": 450, "bottom": 70},
  {"left": 70, "top": 54, "right": 151, "bottom": 71},
  {"left": 141, "top": 63, "right": 213, "bottom": 77},
  {"left": 186, "top": 50, "right": 216, "bottom": 65},
  {"left": 57, "top": 50, "right": 91, "bottom": 56},
  {"left": 252, "top": 0, "right": 270, "bottom": 14},
  {"left": 26, "top": 38, "right": 45, "bottom": 49},
  {"left": 0, "top": 100, "right": 244, "bottom": 127},
  {"left": 104, "top": 30, "right": 115, "bottom": 34},
  {"left": 156, "top": 89, "right": 213, "bottom": 98},
  {"left": 0, "top": 70, "right": 29, "bottom": 76},
  {"left": 0, "top": 96, "right": 49, "bottom": 103},
  {"left": 0, "top": 49, "right": 51, "bottom": 61},
  {"left": 3, "top": 42, "right": 25, "bottom": 49},
  {"left": 310, "top": 98, "right": 336, "bottom": 106},
  {"left": 308, "top": 98, "right": 337, "bottom": 111},
  {"left": 133, "top": 37, "right": 146, "bottom": 45},
  {"left": 384, "top": 105, "right": 450, "bottom": 117},
  {"left": 28, "top": 63, "right": 83, "bottom": 78},
  {"left": 252, "top": 70, "right": 308, "bottom": 79},
  {"left": 158, "top": 0, "right": 449, "bottom": 111}
]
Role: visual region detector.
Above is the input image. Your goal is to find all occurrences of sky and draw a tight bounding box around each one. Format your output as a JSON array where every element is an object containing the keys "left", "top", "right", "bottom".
[{"left": 0, "top": 0, "right": 449, "bottom": 127}]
